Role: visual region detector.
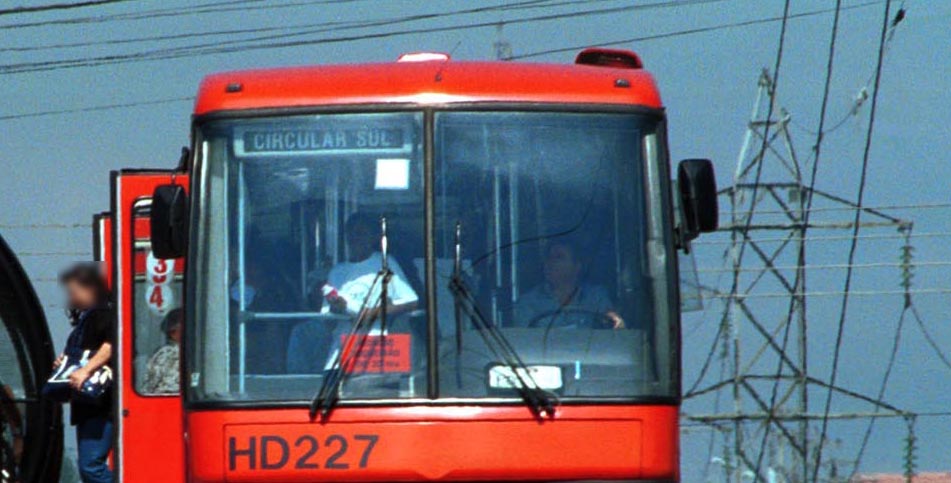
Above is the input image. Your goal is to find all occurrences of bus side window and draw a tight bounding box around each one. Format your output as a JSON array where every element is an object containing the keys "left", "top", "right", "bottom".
[{"left": 133, "top": 209, "right": 184, "bottom": 396}]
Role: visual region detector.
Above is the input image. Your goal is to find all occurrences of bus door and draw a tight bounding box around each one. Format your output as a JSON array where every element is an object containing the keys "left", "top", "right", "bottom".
[{"left": 111, "top": 171, "right": 188, "bottom": 483}]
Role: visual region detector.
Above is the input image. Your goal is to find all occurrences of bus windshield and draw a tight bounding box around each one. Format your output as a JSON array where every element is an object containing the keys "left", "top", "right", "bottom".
[{"left": 186, "top": 109, "right": 676, "bottom": 405}]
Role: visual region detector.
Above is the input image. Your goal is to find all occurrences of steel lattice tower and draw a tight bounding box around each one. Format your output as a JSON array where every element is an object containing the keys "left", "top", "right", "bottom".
[{"left": 684, "top": 70, "right": 911, "bottom": 483}]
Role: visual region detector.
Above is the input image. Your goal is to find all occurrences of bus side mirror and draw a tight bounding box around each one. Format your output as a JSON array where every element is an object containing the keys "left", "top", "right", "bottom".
[
  {"left": 677, "top": 158, "right": 718, "bottom": 243},
  {"left": 151, "top": 184, "right": 189, "bottom": 259}
]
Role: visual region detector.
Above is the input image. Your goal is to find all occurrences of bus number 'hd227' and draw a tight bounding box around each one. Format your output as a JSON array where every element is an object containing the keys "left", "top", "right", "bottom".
[{"left": 227, "top": 434, "right": 379, "bottom": 472}]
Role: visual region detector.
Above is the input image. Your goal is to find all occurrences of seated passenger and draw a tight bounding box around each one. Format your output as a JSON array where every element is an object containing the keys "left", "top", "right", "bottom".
[
  {"left": 143, "top": 308, "right": 182, "bottom": 394},
  {"left": 286, "top": 213, "right": 418, "bottom": 373},
  {"left": 230, "top": 255, "right": 294, "bottom": 374},
  {"left": 513, "top": 241, "right": 624, "bottom": 329},
  {"left": 323, "top": 213, "right": 418, "bottom": 317}
]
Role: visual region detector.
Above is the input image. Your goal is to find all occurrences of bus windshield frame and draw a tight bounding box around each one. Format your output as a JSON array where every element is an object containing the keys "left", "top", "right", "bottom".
[{"left": 184, "top": 105, "right": 679, "bottom": 408}]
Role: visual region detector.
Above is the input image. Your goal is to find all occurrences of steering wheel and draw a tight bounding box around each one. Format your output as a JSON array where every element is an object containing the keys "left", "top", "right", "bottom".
[{"left": 526, "top": 308, "right": 619, "bottom": 330}]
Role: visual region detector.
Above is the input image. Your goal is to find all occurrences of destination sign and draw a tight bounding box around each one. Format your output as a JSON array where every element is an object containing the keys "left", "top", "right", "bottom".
[{"left": 237, "top": 127, "right": 406, "bottom": 155}]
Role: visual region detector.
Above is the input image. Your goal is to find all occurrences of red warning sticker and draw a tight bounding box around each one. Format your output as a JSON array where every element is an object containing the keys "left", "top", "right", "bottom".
[{"left": 339, "top": 334, "right": 411, "bottom": 374}]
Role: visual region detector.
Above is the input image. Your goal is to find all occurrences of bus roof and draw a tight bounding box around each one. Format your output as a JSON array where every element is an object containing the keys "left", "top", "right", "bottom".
[{"left": 194, "top": 51, "right": 663, "bottom": 116}]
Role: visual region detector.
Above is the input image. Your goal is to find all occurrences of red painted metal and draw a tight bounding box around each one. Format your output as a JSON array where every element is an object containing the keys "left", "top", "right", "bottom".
[
  {"left": 113, "top": 172, "right": 189, "bottom": 483},
  {"left": 186, "top": 405, "right": 678, "bottom": 482},
  {"left": 194, "top": 59, "right": 662, "bottom": 116}
]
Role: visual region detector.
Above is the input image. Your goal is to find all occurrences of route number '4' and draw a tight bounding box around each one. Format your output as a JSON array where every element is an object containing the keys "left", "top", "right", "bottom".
[{"left": 145, "top": 251, "right": 175, "bottom": 315}]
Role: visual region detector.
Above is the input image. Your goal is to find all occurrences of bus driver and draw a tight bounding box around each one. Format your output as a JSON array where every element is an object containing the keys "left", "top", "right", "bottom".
[{"left": 513, "top": 241, "right": 625, "bottom": 330}]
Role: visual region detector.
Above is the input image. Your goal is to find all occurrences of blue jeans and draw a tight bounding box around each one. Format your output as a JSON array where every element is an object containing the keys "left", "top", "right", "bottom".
[{"left": 76, "top": 416, "right": 114, "bottom": 483}]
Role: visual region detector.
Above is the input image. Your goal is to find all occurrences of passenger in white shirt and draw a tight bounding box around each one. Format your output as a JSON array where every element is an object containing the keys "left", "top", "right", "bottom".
[
  {"left": 287, "top": 213, "right": 418, "bottom": 373},
  {"left": 323, "top": 213, "right": 418, "bottom": 317}
]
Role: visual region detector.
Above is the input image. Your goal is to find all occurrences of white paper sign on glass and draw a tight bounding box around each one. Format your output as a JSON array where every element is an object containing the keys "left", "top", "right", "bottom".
[
  {"left": 488, "top": 365, "right": 563, "bottom": 390},
  {"left": 374, "top": 158, "right": 410, "bottom": 190}
]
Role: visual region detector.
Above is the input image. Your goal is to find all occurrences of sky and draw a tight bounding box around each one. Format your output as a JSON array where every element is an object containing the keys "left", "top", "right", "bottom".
[{"left": 1, "top": 0, "right": 949, "bottom": 481}]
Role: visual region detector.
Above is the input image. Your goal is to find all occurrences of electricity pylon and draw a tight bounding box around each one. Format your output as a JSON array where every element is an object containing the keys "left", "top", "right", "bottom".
[{"left": 684, "top": 69, "right": 910, "bottom": 483}]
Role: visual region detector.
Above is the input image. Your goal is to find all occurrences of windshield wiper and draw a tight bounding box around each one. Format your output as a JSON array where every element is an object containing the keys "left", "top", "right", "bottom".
[
  {"left": 448, "top": 222, "right": 555, "bottom": 419},
  {"left": 309, "top": 217, "right": 392, "bottom": 421}
]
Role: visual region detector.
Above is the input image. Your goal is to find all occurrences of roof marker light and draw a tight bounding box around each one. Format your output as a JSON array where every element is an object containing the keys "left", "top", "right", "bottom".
[
  {"left": 398, "top": 52, "right": 451, "bottom": 62},
  {"left": 575, "top": 48, "right": 643, "bottom": 69}
]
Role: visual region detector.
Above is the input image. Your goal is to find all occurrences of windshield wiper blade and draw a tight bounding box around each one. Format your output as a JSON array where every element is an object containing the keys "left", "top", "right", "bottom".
[
  {"left": 310, "top": 217, "right": 393, "bottom": 421},
  {"left": 449, "top": 222, "right": 554, "bottom": 418},
  {"left": 309, "top": 270, "right": 385, "bottom": 420},
  {"left": 448, "top": 274, "right": 555, "bottom": 419}
]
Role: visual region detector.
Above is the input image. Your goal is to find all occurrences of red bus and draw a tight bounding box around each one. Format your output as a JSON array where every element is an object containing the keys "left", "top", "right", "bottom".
[{"left": 103, "top": 49, "right": 718, "bottom": 482}]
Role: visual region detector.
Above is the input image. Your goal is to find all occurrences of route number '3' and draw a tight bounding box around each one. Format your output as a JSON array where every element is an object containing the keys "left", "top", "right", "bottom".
[{"left": 145, "top": 251, "right": 174, "bottom": 315}]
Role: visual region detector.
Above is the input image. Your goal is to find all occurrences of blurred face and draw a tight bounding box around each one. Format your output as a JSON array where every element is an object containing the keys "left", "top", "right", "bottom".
[
  {"left": 543, "top": 244, "right": 582, "bottom": 289},
  {"left": 167, "top": 323, "right": 182, "bottom": 344},
  {"left": 65, "top": 279, "right": 97, "bottom": 310}
]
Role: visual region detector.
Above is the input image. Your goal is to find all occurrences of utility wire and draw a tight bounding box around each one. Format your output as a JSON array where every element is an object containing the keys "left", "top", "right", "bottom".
[
  {"left": 694, "top": 230, "right": 951, "bottom": 245},
  {"left": 850, "top": 297, "right": 909, "bottom": 477},
  {"left": 0, "top": 223, "right": 88, "bottom": 228},
  {"left": 812, "top": 2, "right": 892, "bottom": 480},
  {"left": 0, "top": 96, "right": 192, "bottom": 121},
  {"left": 17, "top": 251, "right": 87, "bottom": 256},
  {"left": 0, "top": 0, "right": 728, "bottom": 74},
  {"left": 851, "top": 231, "right": 945, "bottom": 480},
  {"left": 0, "top": 0, "right": 596, "bottom": 53},
  {"left": 510, "top": 1, "right": 881, "bottom": 60},
  {"left": 697, "top": 260, "right": 951, "bottom": 274},
  {"left": 702, "top": 288, "right": 951, "bottom": 300},
  {"left": 714, "top": 202, "right": 950, "bottom": 218},
  {"left": 729, "top": 1, "right": 791, "bottom": 480},
  {"left": 0, "top": 0, "right": 132, "bottom": 16},
  {"left": 0, "top": 0, "right": 358, "bottom": 29},
  {"left": 789, "top": 3, "right": 905, "bottom": 145},
  {"left": 909, "top": 304, "right": 951, "bottom": 371},
  {"left": 0, "top": 17, "right": 355, "bottom": 53},
  {"left": 750, "top": 2, "right": 841, "bottom": 474}
]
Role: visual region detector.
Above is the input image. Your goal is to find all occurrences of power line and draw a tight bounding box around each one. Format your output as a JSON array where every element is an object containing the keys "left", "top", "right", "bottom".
[
  {"left": 0, "top": 96, "right": 192, "bottom": 121},
  {"left": 702, "top": 288, "right": 951, "bottom": 300},
  {"left": 850, "top": 303, "right": 907, "bottom": 476},
  {"left": 0, "top": 0, "right": 132, "bottom": 17},
  {"left": 0, "top": 0, "right": 728, "bottom": 75},
  {"left": 788, "top": 7, "right": 905, "bottom": 148},
  {"left": 0, "top": 0, "right": 573, "bottom": 72},
  {"left": 0, "top": 0, "right": 587, "bottom": 54},
  {"left": 754, "top": 0, "right": 843, "bottom": 464},
  {"left": 0, "top": 0, "right": 613, "bottom": 52},
  {"left": 0, "top": 223, "right": 88, "bottom": 228},
  {"left": 909, "top": 304, "right": 951, "bottom": 372},
  {"left": 813, "top": 2, "right": 893, "bottom": 480},
  {"left": 739, "top": 2, "right": 792, "bottom": 480},
  {"left": 0, "top": 0, "right": 359, "bottom": 29},
  {"left": 17, "top": 251, "right": 88, "bottom": 256},
  {"left": 510, "top": 1, "right": 881, "bottom": 60},
  {"left": 715, "top": 202, "right": 951, "bottom": 218},
  {"left": 0, "top": 0, "right": 780, "bottom": 120},
  {"left": 851, "top": 229, "right": 946, "bottom": 479},
  {"left": 694, "top": 231, "right": 951, "bottom": 246},
  {"left": 696, "top": 260, "right": 951, "bottom": 274},
  {"left": 0, "top": 18, "right": 340, "bottom": 53}
]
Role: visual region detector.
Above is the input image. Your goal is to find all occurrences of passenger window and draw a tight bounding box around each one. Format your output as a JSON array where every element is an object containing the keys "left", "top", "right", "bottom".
[{"left": 133, "top": 202, "right": 184, "bottom": 395}]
